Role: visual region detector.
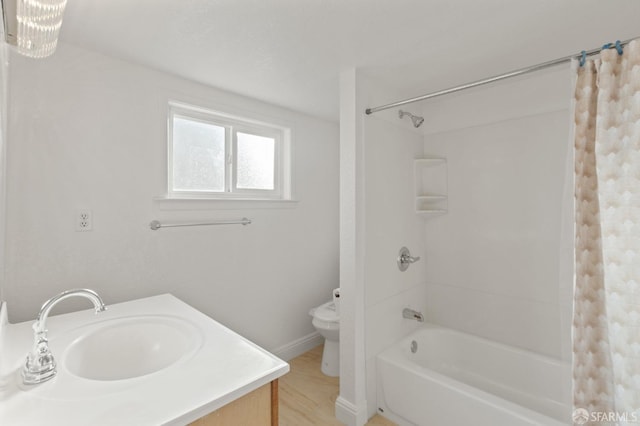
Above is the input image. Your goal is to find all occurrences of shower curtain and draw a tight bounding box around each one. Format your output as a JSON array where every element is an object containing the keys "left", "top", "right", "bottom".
[{"left": 573, "top": 40, "right": 640, "bottom": 424}]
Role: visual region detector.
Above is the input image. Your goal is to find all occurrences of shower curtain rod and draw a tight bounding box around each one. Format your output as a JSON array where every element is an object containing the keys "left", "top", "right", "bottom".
[{"left": 365, "top": 37, "right": 638, "bottom": 115}]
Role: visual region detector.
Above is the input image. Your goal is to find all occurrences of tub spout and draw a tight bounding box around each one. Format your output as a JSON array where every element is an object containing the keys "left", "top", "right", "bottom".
[{"left": 402, "top": 308, "right": 424, "bottom": 322}]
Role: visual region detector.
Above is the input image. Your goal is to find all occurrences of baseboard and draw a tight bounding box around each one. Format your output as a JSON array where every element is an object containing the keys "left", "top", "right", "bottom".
[
  {"left": 272, "top": 331, "right": 323, "bottom": 361},
  {"left": 335, "top": 396, "right": 368, "bottom": 426}
]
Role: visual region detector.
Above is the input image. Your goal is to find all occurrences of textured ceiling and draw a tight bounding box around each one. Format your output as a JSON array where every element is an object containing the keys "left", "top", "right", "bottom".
[{"left": 59, "top": 0, "right": 640, "bottom": 121}]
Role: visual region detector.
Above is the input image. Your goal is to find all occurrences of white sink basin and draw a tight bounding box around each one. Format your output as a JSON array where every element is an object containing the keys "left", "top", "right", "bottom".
[
  {"left": 63, "top": 315, "right": 202, "bottom": 381},
  {"left": 0, "top": 294, "right": 289, "bottom": 425}
]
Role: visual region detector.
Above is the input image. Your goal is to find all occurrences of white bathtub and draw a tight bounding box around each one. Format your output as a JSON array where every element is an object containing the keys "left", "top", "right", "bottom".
[{"left": 376, "top": 324, "right": 570, "bottom": 425}]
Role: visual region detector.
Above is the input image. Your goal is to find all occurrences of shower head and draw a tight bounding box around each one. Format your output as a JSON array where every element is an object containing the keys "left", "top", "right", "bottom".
[{"left": 398, "top": 110, "right": 425, "bottom": 128}]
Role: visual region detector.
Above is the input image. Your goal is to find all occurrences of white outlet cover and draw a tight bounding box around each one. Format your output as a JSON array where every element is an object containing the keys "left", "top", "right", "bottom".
[{"left": 76, "top": 210, "right": 93, "bottom": 232}]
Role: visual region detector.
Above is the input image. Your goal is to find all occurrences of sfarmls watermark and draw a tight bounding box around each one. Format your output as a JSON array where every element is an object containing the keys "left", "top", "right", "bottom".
[{"left": 572, "top": 408, "right": 639, "bottom": 424}]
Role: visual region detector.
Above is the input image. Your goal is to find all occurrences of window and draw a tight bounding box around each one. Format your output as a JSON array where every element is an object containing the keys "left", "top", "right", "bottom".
[{"left": 168, "top": 103, "right": 291, "bottom": 200}]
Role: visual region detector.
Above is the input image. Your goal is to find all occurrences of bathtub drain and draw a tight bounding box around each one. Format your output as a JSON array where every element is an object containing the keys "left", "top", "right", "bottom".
[{"left": 410, "top": 340, "right": 418, "bottom": 353}]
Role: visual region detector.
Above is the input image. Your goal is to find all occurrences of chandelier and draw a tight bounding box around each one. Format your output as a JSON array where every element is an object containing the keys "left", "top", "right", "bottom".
[{"left": 15, "top": 0, "right": 68, "bottom": 58}]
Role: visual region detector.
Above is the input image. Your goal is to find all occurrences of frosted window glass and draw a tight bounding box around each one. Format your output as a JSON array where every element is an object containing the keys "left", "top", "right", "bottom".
[
  {"left": 236, "top": 132, "right": 275, "bottom": 190},
  {"left": 172, "top": 116, "right": 225, "bottom": 192}
]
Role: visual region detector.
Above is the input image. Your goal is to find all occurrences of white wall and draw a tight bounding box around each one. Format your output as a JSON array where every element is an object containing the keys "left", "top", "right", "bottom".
[
  {"left": 363, "top": 114, "right": 427, "bottom": 418},
  {"left": 337, "top": 69, "right": 368, "bottom": 426},
  {"left": 420, "top": 66, "right": 573, "bottom": 360},
  {"left": 3, "top": 43, "right": 339, "bottom": 355},
  {"left": 0, "top": 40, "right": 7, "bottom": 304},
  {"left": 338, "top": 70, "right": 430, "bottom": 424},
  {"left": 0, "top": 23, "right": 9, "bottom": 365}
]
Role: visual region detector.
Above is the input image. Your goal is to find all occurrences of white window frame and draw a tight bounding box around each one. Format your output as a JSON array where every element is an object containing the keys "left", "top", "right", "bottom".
[{"left": 167, "top": 102, "right": 291, "bottom": 200}]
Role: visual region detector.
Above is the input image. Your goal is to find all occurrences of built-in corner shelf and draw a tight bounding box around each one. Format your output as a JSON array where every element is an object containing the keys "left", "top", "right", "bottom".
[{"left": 414, "top": 157, "right": 447, "bottom": 217}]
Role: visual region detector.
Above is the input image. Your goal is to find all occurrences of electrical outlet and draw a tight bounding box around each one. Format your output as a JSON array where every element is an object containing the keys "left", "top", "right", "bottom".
[{"left": 76, "top": 210, "right": 92, "bottom": 232}]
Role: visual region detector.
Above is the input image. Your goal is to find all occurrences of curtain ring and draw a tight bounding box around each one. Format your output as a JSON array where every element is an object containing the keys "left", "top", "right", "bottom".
[
  {"left": 579, "top": 50, "right": 587, "bottom": 67},
  {"left": 615, "top": 40, "right": 624, "bottom": 55}
]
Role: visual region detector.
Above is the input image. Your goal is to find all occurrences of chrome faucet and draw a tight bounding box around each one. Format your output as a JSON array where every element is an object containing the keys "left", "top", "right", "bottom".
[
  {"left": 397, "top": 247, "right": 421, "bottom": 272},
  {"left": 22, "top": 289, "right": 106, "bottom": 385},
  {"left": 402, "top": 308, "right": 424, "bottom": 322}
]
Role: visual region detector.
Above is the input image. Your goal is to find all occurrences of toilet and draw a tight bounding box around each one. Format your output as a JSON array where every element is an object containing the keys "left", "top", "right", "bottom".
[{"left": 309, "top": 289, "right": 340, "bottom": 377}]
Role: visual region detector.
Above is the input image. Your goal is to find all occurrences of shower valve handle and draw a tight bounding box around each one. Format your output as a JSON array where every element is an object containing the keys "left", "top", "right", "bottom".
[
  {"left": 401, "top": 253, "right": 420, "bottom": 264},
  {"left": 397, "top": 247, "right": 420, "bottom": 271}
]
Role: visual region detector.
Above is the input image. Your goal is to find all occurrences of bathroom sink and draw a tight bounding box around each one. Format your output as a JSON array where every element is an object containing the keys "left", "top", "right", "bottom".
[
  {"left": 1, "top": 294, "right": 289, "bottom": 425},
  {"left": 63, "top": 315, "right": 202, "bottom": 381}
]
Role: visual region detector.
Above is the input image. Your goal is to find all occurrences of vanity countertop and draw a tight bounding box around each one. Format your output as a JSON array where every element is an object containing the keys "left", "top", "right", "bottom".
[{"left": 0, "top": 294, "right": 289, "bottom": 425}]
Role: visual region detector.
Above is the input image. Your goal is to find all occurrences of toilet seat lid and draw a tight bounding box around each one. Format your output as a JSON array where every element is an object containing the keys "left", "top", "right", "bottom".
[{"left": 313, "top": 301, "right": 339, "bottom": 322}]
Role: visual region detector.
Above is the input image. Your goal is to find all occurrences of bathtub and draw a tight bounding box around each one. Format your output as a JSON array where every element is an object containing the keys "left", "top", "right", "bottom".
[{"left": 376, "top": 324, "right": 570, "bottom": 425}]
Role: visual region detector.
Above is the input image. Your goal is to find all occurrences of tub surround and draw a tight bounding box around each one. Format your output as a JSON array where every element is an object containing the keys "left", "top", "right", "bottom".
[
  {"left": 362, "top": 109, "right": 428, "bottom": 419},
  {"left": 0, "top": 294, "right": 289, "bottom": 425},
  {"left": 421, "top": 72, "right": 572, "bottom": 361},
  {"left": 0, "top": 301, "right": 6, "bottom": 366}
]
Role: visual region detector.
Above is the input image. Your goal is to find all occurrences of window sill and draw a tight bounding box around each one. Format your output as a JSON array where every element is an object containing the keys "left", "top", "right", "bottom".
[{"left": 153, "top": 197, "right": 299, "bottom": 211}]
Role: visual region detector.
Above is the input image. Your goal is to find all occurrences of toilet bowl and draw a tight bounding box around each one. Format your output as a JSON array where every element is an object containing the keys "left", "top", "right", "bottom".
[{"left": 309, "top": 300, "right": 340, "bottom": 377}]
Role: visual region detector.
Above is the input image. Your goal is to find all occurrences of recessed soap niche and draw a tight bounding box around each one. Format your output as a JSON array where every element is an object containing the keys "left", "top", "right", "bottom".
[{"left": 414, "top": 157, "right": 447, "bottom": 217}]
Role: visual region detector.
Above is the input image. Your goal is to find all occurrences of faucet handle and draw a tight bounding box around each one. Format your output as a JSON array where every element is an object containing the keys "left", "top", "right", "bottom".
[
  {"left": 397, "top": 247, "right": 421, "bottom": 271},
  {"left": 23, "top": 330, "right": 57, "bottom": 385},
  {"left": 402, "top": 253, "right": 420, "bottom": 263}
]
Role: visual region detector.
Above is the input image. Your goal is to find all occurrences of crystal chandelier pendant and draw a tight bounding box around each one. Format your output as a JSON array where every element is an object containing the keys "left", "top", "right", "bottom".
[{"left": 16, "top": 0, "right": 68, "bottom": 58}]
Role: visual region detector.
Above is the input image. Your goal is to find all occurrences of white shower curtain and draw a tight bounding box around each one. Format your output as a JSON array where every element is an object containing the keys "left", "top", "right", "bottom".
[{"left": 573, "top": 40, "right": 640, "bottom": 424}]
